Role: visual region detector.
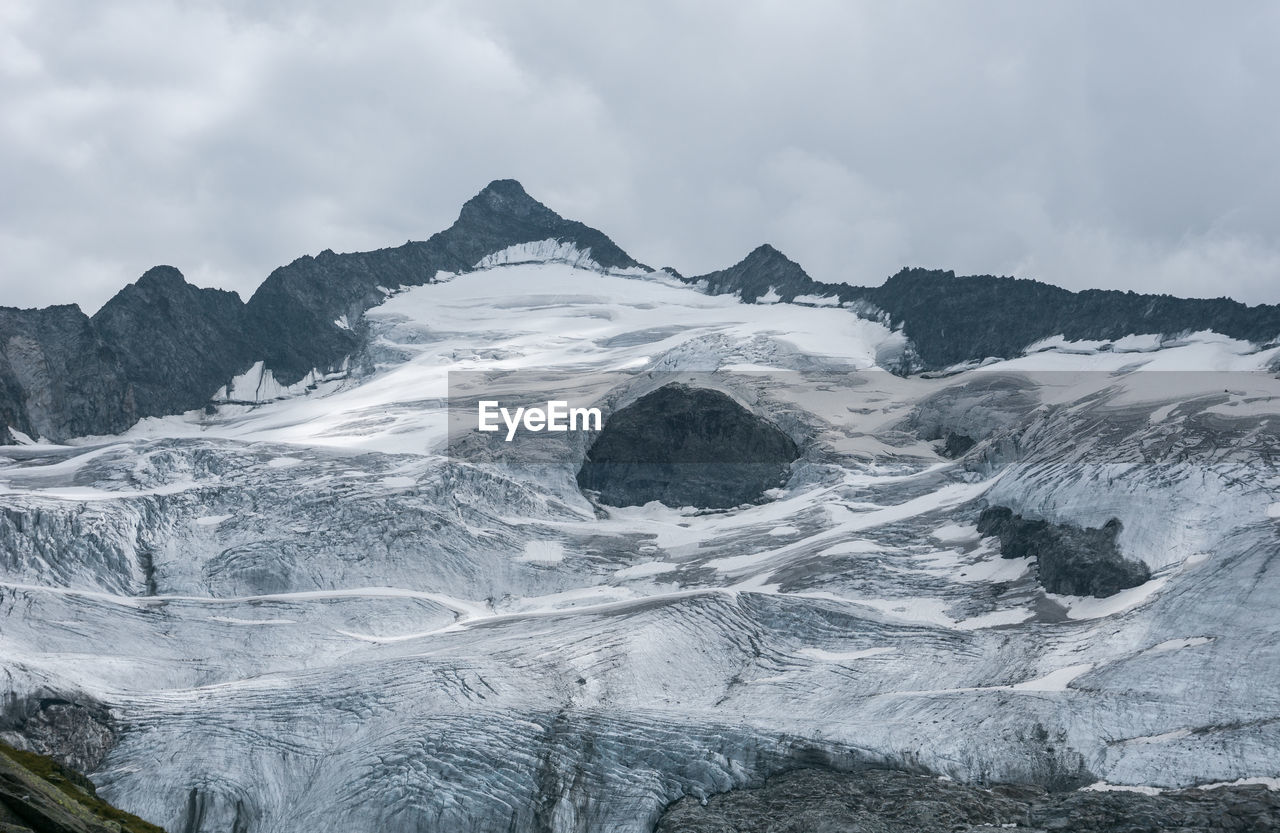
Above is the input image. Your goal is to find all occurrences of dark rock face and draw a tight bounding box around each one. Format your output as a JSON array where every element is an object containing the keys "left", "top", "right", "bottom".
[
  {"left": 689, "top": 244, "right": 821, "bottom": 304},
  {"left": 0, "top": 305, "right": 136, "bottom": 442},
  {"left": 436, "top": 178, "right": 641, "bottom": 271},
  {"left": 577, "top": 384, "right": 800, "bottom": 509},
  {"left": 655, "top": 767, "right": 1280, "bottom": 833},
  {"left": 977, "top": 506, "right": 1151, "bottom": 598},
  {"left": 0, "top": 694, "right": 115, "bottom": 776},
  {"left": 862, "top": 268, "right": 1280, "bottom": 369},
  {"left": 91, "top": 266, "right": 259, "bottom": 418},
  {"left": 941, "top": 432, "right": 976, "bottom": 457}
]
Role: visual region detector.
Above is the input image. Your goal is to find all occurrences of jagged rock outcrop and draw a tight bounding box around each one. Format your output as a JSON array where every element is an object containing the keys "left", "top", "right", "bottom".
[
  {"left": 0, "top": 740, "right": 165, "bottom": 833},
  {"left": 577, "top": 384, "right": 800, "bottom": 508},
  {"left": 0, "top": 305, "right": 136, "bottom": 442},
  {"left": 0, "top": 695, "right": 115, "bottom": 776},
  {"left": 655, "top": 768, "right": 1280, "bottom": 832},
  {"left": 91, "top": 266, "right": 259, "bottom": 418},
  {"left": 435, "top": 178, "right": 641, "bottom": 272},
  {"left": 977, "top": 506, "right": 1151, "bottom": 598},
  {"left": 687, "top": 244, "right": 824, "bottom": 304}
]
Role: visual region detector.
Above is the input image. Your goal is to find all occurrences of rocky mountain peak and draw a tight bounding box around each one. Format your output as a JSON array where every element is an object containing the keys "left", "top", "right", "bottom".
[
  {"left": 91, "top": 266, "right": 257, "bottom": 418},
  {"left": 740, "top": 243, "right": 807, "bottom": 275},
  {"left": 132, "top": 264, "right": 189, "bottom": 292},
  {"left": 688, "top": 243, "right": 822, "bottom": 303},
  {"left": 442, "top": 179, "right": 641, "bottom": 271},
  {"left": 459, "top": 178, "right": 547, "bottom": 222}
]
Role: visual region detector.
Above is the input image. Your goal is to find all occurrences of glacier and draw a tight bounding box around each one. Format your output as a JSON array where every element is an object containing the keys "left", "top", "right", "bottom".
[{"left": 2, "top": 260, "right": 1279, "bottom": 832}]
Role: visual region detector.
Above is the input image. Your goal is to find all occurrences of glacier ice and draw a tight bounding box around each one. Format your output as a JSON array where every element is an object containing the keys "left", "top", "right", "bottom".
[{"left": 1, "top": 262, "right": 1279, "bottom": 831}]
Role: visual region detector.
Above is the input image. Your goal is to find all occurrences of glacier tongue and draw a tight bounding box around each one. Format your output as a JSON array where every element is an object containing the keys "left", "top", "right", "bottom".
[{"left": 2, "top": 262, "right": 1280, "bottom": 832}]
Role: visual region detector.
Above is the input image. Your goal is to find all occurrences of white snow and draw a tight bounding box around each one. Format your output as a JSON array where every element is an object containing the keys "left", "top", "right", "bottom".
[
  {"left": 792, "top": 293, "right": 840, "bottom": 307},
  {"left": 1086, "top": 775, "right": 1280, "bottom": 795},
  {"left": 1024, "top": 331, "right": 1240, "bottom": 359},
  {"left": 1143, "top": 636, "right": 1214, "bottom": 655},
  {"left": 1082, "top": 782, "right": 1164, "bottom": 796},
  {"left": 516, "top": 540, "right": 565, "bottom": 564},
  {"left": 931, "top": 523, "right": 979, "bottom": 543},
  {"left": 213, "top": 360, "right": 348, "bottom": 405},
  {"left": 797, "top": 646, "right": 896, "bottom": 662},
  {"left": 955, "top": 608, "right": 1034, "bottom": 630},
  {"left": 1199, "top": 777, "right": 1280, "bottom": 790},
  {"left": 1049, "top": 576, "right": 1170, "bottom": 620},
  {"left": 209, "top": 616, "right": 298, "bottom": 626},
  {"left": 1268, "top": 503, "right": 1280, "bottom": 519},
  {"left": 474, "top": 239, "right": 605, "bottom": 272},
  {"left": 1008, "top": 663, "right": 1093, "bottom": 692},
  {"left": 613, "top": 561, "right": 678, "bottom": 580},
  {"left": 194, "top": 514, "right": 233, "bottom": 526}
]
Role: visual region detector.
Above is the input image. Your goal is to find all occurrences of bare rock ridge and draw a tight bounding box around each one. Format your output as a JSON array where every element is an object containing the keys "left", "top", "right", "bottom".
[
  {"left": 576, "top": 384, "right": 801, "bottom": 509},
  {"left": 683, "top": 252, "right": 1280, "bottom": 368},
  {"left": 5, "top": 179, "right": 1280, "bottom": 443}
]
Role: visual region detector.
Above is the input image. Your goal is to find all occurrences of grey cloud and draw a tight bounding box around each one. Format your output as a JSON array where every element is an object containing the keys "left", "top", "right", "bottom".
[{"left": 2, "top": 0, "right": 1278, "bottom": 312}]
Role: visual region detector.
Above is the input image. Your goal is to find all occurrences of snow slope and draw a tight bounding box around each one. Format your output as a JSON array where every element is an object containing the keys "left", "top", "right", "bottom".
[{"left": 1, "top": 261, "right": 1278, "bottom": 832}]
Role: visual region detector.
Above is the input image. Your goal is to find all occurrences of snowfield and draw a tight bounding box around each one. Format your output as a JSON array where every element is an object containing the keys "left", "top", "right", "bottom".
[{"left": 2, "top": 260, "right": 1279, "bottom": 832}]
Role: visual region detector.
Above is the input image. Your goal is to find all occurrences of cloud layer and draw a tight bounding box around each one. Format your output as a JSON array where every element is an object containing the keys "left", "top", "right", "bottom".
[{"left": 3, "top": 0, "right": 1278, "bottom": 311}]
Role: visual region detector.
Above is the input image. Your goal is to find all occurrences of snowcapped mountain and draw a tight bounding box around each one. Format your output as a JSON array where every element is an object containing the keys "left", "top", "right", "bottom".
[{"left": 1, "top": 182, "right": 1279, "bottom": 832}]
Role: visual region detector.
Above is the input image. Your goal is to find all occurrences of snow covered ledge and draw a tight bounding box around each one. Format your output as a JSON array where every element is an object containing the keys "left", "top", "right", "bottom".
[
  {"left": 474, "top": 239, "right": 648, "bottom": 276},
  {"left": 213, "top": 359, "right": 349, "bottom": 405}
]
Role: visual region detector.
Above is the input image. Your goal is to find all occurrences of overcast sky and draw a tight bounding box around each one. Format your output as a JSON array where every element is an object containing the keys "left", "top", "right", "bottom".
[{"left": 3, "top": 1, "right": 1279, "bottom": 312}]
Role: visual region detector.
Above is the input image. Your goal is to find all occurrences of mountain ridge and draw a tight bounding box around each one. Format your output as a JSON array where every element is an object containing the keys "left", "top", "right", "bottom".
[
  {"left": 686, "top": 249, "right": 1280, "bottom": 368},
  {"left": 0, "top": 179, "right": 641, "bottom": 441},
  {"left": 4, "top": 180, "right": 1280, "bottom": 442}
]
